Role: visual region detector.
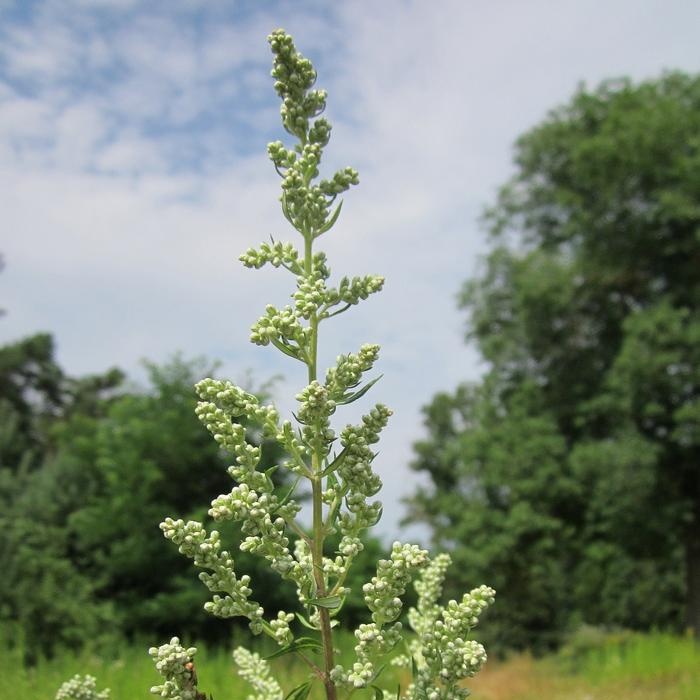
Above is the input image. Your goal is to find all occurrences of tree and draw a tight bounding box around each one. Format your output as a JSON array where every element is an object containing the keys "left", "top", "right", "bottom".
[
  {"left": 0, "top": 343, "right": 302, "bottom": 657},
  {"left": 0, "top": 333, "right": 124, "bottom": 659},
  {"left": 408, "top": 72, "right": 699, "bottom": 647}
]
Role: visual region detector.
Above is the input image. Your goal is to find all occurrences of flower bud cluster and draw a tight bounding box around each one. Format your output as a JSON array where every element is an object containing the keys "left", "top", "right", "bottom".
[
  {"left": 338, "top": 404, "right": 391, "bottom": 504},
  {"left": 55, "top": 675, "right": 109, "bottom": 700},
  {"left": 160, "top": 518, "right": 264, "bottom": 632},
  {"left": 325, "top": 275, "right": 384, "bottom": 309},
  {"left": 267, "top": 30, "right": 358, "bottom": 238},
  {"left": 408, "top": 553, "right": 452, "bottom": 638},
  {"left": 148, "top": 637, "right": 201, "bottom": 700},
  {"left": 250, "top": 304, "right": 309, "bottom": 354},
  {"left": 325, "top": 344, "right": 380, "bottom": 399},
  {"left": 274, "top": 420, "right": 310, "bottom": 474},
  {"left": 196, "top": 378, "right": 309, "bottom": 475},
  {"left": 354, "top": 620, "right": 402, "bottom": 667},
  {"left": 267, "top": 141, "right": 297, "bottom": 169},
  {"left": 233, "top": 647, "right": 283, "bottom": 700},
  {"left": 269, "top": 610, "right": 295, "bottom": 645},
  {"left": 308, "top": 117, "right": 331, "bottom": 147},
  {"left": 364, "top": 542, "right": 428, "bottom": 625},
  {"left": 240, "top": 240, "right": 302, "bottom": 274},
  {"left": 405, "top": 559, "right": 496, "bottom": 700},
  {"left": 296, "top": 380, "right": 336, "bottom": 457},
  {"left": 195, "top": 379, "right": 279, "bottom": 429},
  {"left": 268, "top": 29, "right": 323, "bottom": 141},
  {"left": 313, "top": 251, "right": 331, "bottom": 279},
  {"left": 208, "top": 479, "right": 301, "bottom": 580},
  {"left": 294, "top": 269, "right": 326, "bottom": 319},
  {"left": 292, "top": 538, "right": 315, "bottom": 606},
  {"left": 333, "top": 543, "right": 427, "bottom": 689},
  {"left": 319, "top": 167, "right": 360, "bottom": 196}
]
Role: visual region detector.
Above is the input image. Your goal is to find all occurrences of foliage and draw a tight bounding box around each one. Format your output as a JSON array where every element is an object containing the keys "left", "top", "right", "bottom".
[
  {"left": 0, "top": 340, "right": 321, "bottom": 658},
  {"left": 408, "top": 72, "right": 699, "bottom": 650},
  {"left": 146, "top": 29, "right": 494, "bottom": 700},
  {"left": 0, "top": 334, "right": 123, "bottom": 659}
]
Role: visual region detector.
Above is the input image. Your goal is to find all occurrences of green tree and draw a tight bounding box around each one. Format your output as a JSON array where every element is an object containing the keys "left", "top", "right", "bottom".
[
  {"left": 51, "top": 357, "right": 297, "bottom": 644},
  {"left": 408, "top": 72, "right": 699, "bottom": 648},
  {"left": 0, "top": 334, "right": 124, "bottom": 659},
  {"left": 0, "top": 345, "right": 301, "bottom": 657}
]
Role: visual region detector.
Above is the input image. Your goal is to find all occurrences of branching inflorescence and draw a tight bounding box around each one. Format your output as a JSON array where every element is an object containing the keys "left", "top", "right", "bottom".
[{"left": 145, "top": 29, "right": 495, "bottom": 700}]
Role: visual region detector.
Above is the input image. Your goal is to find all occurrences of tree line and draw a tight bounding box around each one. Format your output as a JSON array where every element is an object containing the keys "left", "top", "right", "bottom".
[{"left": 408, "top": 72, "right": 700, "bottom": 652}]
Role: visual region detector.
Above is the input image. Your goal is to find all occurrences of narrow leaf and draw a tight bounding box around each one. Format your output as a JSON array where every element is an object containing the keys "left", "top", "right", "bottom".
[
  {"left": 284, "top": 681, "right": 312, "bottom": 700},
  {"left": 322, "top": 447, "right": 347, "bottom": 476},
  {"left": 295, "top": 612, "right": 319, "bottom": 630},
  {"left": 317, "top": 200, "right": 343, "bottom": 235},
  {"left": 281, "top": 194, "right": 295, "bottom": 226},
  {"left": 265, "top": 637, "right": 322, "bottom": 660},
  {"left": 291, "top": 410, "right": 307, "bottom": 425},
  {"left": 307, "top": 594, "right": 342, "bottom": 609},
  {"left": 369, "top": 663, "right": 387, "bottom": 684},
  {"left": 371, "top": 686, "right": 384, "bottom": 700},
  {"left": 336, "top": 375, "right": 383, "bottom": 406},
  {"left": 271, "top": 338, "right": 301, "bottom": 361},
  {"left": 278, "top": 474, "right": 302, "bottom": 506}
]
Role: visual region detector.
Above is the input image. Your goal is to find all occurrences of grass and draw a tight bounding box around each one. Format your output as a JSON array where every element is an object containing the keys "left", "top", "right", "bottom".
[
  {"left": 469, "top": 630, "right": 700, "bottom": 700},
  {"left": 6, "top": 630, "right": 699, "bottom": 699}
]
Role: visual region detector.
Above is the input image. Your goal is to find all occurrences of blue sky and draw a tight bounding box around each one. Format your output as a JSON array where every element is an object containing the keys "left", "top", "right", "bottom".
[{"left": 2, "top": 0, "right": 699, "bottom": 541}]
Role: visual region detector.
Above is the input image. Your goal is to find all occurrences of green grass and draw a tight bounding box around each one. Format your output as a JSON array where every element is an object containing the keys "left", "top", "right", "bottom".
[
  {"left": 470, "top": 630, "right": 700, "bottom": 700},
  {"left": 576, "top": 630, "right": 699, "bottom": 682},
  {"left": 7, "top": 638, "right": 323, "bottom": 699},
  {"left": 5, "top": 630, "right": 699, "bottom": 700},
  {"left": 5, "top": 631, "right": 404, "bottom": 700}
]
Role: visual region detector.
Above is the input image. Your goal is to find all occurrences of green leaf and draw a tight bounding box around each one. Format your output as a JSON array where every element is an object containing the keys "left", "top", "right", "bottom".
[
  {"left": 336, "top": 375, "right": 383, "bottom": 405},
  {"left": 265, "top": 637, "right": 322, "bottom": 660},
  {"left": 371, "top": 686, "right": 385, "bottom": 700},
  {"left": 295, "top": 612, "right": 319, "bottom": 630},
  {"left": 307, "top": 594, "right": 342, "bottom": 609},
  {"left": 322, "top": 448, "right": 347, "bottom": 476},
  {"left": 284, "top": 680, "right": 313, "bottom": 700},
  {"left": 278, "top": 474, "right": 302, "bottom": 506},
  {"left": 270, "top": 338, "right": 301, "bottom": 361},
  {"left": 281, "top": 193, "right": 295, "bottom": 227},
  {"left": 317, "top": 199, "right": 343, "bottom": 235},
  {"left": 369, "top": 663, "right": 387, "bottom": 684}
]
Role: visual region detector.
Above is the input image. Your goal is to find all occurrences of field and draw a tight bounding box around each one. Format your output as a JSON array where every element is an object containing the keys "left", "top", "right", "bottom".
[{"left": 7, "top": 631, "right": 699, "bottom": 700}]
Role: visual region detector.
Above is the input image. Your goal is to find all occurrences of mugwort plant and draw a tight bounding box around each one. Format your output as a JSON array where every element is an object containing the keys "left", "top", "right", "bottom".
[{"left": 57, "top": 29, "right": 494, "bottom": 700}]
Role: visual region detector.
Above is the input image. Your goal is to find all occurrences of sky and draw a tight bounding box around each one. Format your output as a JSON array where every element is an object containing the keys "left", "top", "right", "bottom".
[{"left": 2, "top": 0, "right": 699, "bottom": 543}]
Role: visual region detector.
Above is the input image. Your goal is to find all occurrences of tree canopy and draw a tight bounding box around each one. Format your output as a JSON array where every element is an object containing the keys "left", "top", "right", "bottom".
[{"left": 408, "top": 72, "right": 700, "bottom": 651}]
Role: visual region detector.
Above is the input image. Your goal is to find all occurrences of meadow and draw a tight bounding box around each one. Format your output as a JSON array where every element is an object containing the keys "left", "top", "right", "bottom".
[{"left": 7, "top": 630, "right": 699, "bottom": 700}]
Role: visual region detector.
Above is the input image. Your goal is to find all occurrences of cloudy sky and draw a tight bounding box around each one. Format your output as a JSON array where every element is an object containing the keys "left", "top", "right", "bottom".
[{"left": 2, "top": 0, "right": 699, "bottom": 542}]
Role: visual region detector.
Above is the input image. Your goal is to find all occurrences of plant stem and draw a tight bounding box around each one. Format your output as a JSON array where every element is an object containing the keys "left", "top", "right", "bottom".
[{"left": 305, "top": 232, "right": 338, "bottom": 700}]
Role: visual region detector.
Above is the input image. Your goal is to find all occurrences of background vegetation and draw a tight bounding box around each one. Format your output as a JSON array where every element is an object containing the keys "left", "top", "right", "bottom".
[
  {"left": 1, "top": 71, "right": 699, "bottom": 697},
  {"left": 407, "top": 71, "right": 700, "bottom": 654}
]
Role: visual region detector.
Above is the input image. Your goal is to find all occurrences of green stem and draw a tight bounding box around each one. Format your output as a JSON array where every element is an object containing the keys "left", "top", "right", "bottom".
[{"left": 304, "top": 232, "right": 337, "bottom": 700}]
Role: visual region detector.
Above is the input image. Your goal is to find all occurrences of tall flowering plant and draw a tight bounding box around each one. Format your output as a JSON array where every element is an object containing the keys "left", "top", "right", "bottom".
[{"left": 147, "top": 29, "right": 493, "bottom": 700}]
